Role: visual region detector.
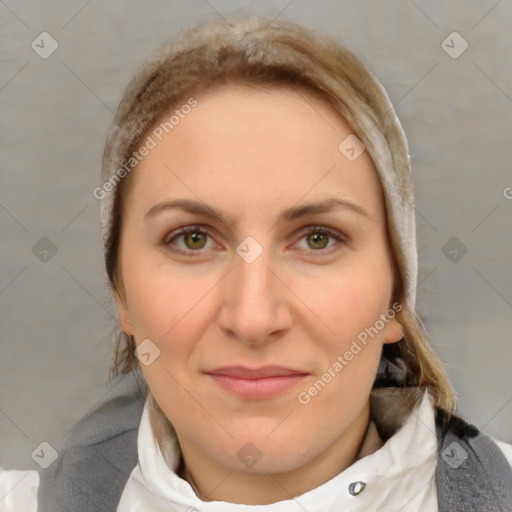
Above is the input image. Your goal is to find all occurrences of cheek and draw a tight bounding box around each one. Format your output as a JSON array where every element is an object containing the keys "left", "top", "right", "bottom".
[
  {"left": 120, "top": 248, "right": 213, "bottom": 348},
  {"left": 295, "top": 259, "right": 393, "bottom": 345},
  {"left": 122, "top": 263, "right": 216, "bottom": 400},
  {"left": 293, "top": 272, "right": 387, "bottom": 423}
]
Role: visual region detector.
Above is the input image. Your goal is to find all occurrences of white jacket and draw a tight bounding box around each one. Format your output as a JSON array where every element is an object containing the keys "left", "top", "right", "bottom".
[{"left": 2, "top": 389, "right": 512, "bottom": 512}]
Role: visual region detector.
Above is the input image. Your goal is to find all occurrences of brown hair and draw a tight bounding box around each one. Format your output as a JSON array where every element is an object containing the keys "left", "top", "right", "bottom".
[{"left": 103, "top": 15, "right": 456, "bottom": 413}]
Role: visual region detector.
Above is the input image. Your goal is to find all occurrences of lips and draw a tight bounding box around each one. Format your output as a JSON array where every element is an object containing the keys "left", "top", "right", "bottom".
[
  {"left": 204, "top": 366, "right": 309, "bottom": 399},
  {"left": 205, "top": 365, "right": 308, "bottom": 379}
]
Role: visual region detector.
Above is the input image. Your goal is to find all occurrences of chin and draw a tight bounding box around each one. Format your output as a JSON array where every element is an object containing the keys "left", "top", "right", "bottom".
[{"left": 207, "top": 432, "right": 312, "bottom": 474}]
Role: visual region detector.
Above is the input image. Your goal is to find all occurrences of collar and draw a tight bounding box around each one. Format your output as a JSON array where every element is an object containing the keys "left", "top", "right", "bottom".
[{"left": 117, "top": 386, "right": 438, "bottom": 511}]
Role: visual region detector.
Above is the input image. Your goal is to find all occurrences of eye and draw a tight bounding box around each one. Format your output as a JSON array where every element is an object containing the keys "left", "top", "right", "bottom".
[
  {"left": 294, "top": 226, "right": 345, "bottom": 253},
  {"left": 163, "top": 225, "right": 217, "bottom": 256},
  {"left": 162, "top": 224, "right": 346, "bottom": 258}
]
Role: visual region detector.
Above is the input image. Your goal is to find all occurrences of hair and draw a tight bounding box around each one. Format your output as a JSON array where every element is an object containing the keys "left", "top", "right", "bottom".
[{"left": 103, "top": 15, "right": 456, "bottom": 413}]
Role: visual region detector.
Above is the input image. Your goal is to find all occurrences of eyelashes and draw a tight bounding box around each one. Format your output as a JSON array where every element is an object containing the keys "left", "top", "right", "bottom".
[
  {"left": 292, "top": 226, "right": 345, "bottom": 252},
  {"left": 162, "top": 224, "right": 347, "bottom": 258},
  {"left": 163, "top": 225, "right": 216, "bottom": 256}
]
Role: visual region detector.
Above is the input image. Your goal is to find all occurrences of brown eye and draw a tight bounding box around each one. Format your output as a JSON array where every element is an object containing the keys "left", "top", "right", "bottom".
[
  {"left": 307, "top": 232, "right": 329, "bottom": 250},
  {"left": 295, "top": 226, "right": 345, "bottom": 254},
  {"left": 163, "top": 226, "right": 216, "bottom": 256},
  {"left": 183, "top": 231, "right": 208, "bottom": 250}
]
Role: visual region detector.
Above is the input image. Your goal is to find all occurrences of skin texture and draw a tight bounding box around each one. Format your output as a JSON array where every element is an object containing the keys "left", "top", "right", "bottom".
[{"left": 114, "top": 84, "right": 404, "bottom": 505}]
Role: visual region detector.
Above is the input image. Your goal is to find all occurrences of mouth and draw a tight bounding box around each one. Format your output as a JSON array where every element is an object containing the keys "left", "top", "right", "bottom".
[{"left": 204, "top": 366, "right": 309, "bottom": 399}]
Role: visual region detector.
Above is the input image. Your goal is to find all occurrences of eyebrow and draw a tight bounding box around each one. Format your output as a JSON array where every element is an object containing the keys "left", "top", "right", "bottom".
[{"left": 144, "top": 197, "right": 371, "bottom": 225}]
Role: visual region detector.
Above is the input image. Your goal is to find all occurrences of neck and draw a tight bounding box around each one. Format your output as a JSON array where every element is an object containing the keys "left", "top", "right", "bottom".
[{"left": 153, "top": 400, "right": 383, "bottom": 505}]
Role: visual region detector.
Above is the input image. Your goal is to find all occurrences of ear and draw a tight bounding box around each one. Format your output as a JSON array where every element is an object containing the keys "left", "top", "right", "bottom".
[
  {"left": 112, "top": 288, "right": 135, "bottom": 336},
  {"left": 383, "top": 317, "right": 404, "bottom": 344}
]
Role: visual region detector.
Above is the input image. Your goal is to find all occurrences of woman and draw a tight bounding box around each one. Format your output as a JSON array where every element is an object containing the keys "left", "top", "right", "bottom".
[{"left": 29, "top": 13, "right": 512, "bottom": 511}]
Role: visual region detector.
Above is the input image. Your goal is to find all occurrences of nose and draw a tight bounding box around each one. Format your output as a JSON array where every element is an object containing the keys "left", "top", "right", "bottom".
[{"left": 217, "top": 252, "right": 293, "bottom": 346}]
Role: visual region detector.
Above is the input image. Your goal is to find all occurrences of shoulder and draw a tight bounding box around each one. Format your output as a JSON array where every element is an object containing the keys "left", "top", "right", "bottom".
[
  {"left": 436, "top": 407, "right": 512, "bottom": 468},
  {"left": 0, "top": 373, "right": 148, "bottom": 512},
  {"left": 492, "top": 437, "right": 512, "bottom": 468},
  {"left": 435, "top": 408, "right": 512, "bottom": 511},
  {"left": 37, "top": 371, "right": 147, "bottom": 511}
]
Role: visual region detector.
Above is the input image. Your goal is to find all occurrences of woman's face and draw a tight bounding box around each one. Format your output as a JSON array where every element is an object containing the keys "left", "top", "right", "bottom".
[{"left": 115, "top": 84, "right": 404, "bottom": 479}]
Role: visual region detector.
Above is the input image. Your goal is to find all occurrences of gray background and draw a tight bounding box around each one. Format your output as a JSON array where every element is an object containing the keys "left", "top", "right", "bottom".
[{"left": 1, "top": 0, "right": 511, "bottom": 470}]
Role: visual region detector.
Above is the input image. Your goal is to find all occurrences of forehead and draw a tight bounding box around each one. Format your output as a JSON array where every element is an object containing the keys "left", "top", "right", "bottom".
[{"left": 125, "top": 83, "right": 385, "bottom": 223}]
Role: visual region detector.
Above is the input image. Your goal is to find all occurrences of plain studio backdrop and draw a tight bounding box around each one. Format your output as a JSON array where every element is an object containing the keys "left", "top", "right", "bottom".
[{"left": 1, "top": 0, "right": 511, "bottom": 469}]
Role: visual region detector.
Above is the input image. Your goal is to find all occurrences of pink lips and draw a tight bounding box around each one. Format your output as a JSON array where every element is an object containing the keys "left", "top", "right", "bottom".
[{"left": 205, "top": 366, "right": 308, "bottom": 399}]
